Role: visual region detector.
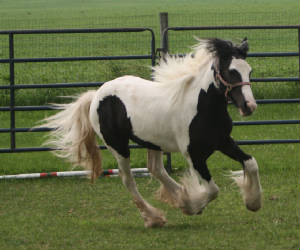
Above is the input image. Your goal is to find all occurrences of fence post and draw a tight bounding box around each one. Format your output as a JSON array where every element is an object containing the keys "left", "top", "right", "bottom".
[
  {"left": 159, "top": 12, "right": 169, "bottom": 55},
  {"left": 159, "top": 13, "right": 172, "bottom": 173}
]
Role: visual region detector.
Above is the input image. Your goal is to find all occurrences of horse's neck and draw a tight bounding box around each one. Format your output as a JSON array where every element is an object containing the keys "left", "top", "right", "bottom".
[
  {"left": 159, "top": 59, "right": 226, "bottom": 112},
  {"left": 185, "top": 67, "right": 228, "bottom": 114},
  {"left": 194, "top": 65, "right": 215, "bottom": 91},
  {"left": 185, "top": 64, "right": 217, "bottom": 102}
]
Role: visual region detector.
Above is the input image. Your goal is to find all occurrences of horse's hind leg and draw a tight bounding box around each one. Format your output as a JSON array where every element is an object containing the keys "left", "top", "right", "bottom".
[
  {"left": 219, "top": 137, "right": 262, "bottom": 211},
  {"left": 111, "top": 149, "right": 166, "bottom": 228}
]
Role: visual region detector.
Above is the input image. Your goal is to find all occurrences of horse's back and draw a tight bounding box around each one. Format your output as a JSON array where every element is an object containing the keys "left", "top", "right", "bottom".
[
  {"left": 89, "top": 75, "right": 180, "bottom": 153},
  {"left": 97, "top": 75, "right": 153, "bottom": 97}
]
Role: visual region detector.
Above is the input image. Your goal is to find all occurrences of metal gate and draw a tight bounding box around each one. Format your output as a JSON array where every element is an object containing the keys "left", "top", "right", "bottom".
[{"left": 0, "top": 27, "right": 155, "bottom": 153}]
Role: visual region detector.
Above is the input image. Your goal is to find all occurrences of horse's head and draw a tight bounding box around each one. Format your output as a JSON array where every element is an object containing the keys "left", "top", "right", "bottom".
[{"left": 208, "top": 38, "right": 256, "bottom": 116}]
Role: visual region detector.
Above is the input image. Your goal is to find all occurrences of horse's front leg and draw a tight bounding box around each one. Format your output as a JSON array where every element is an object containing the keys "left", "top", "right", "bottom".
[
  {"left": 182, "top": 148, "right": 219, "bottom": 215},
  {"left": 219, "top": 137, "right": 262, "bottom": 211},
  {"left": 148, "top": 149, "right": 218, "bottom": 215},
  {"left": 147, "top": 150, "right": 183, "bottom": 208}
]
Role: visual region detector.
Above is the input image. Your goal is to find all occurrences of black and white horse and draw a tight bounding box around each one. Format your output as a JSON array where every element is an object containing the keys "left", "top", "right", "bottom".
[{"left": 41, "top": 38, "right": 262, "bottom": 228}]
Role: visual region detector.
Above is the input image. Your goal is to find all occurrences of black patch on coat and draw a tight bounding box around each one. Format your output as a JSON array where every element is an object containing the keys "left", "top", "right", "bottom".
[
  {"left": 97, "top": 95, "right": 161, "bottom": 158},
  {"left": 187, "top": 83, "right": 233, "bottom": 181}
]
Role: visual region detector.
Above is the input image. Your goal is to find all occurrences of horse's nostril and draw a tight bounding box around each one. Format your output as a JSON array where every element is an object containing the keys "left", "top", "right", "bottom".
[{"left": 246, "top": 101, "right": 257, "bottom": 112}]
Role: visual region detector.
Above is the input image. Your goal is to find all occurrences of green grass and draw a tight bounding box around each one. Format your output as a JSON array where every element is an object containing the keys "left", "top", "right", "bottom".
[
  {"left": 0, "top": 0, "right": 299, "bottom": 30},
  {"left": 0, "top": 143, "right": 299, "bottom": 250},
  {"left": 0, "top": 1, "right": 299, "bottom": 249}
]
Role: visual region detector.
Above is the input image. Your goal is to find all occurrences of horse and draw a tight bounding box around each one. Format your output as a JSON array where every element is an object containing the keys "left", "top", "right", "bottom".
[{"left": 40, "top": 38, "right": 262, "bottom": 228}]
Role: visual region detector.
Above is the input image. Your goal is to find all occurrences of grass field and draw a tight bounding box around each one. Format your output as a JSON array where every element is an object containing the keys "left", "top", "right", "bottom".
[
  {"left": 0, "top": 0, "right": 299, "bottom": 250},
  {"left": 0, "top": 153, "right": 299, "bottom": 250},
  {"left": 0, "top": 141, "right": 299, "bottom": 250}
]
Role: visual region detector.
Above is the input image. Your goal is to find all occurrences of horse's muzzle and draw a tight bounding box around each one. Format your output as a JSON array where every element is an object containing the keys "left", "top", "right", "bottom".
[
  {"left": 246, "top": 101, "right": 257, "bottom": 113},
  {"left": 239, "top": 101, "right": 257, "bottom": 116}
]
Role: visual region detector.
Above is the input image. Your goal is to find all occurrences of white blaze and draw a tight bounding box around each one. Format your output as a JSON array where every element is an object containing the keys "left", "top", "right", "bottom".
[{"left": 230, "top": 58, "right": 257, "bottom": 112}]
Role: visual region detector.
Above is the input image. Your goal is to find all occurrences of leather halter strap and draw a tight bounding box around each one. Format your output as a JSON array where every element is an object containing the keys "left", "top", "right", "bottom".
[{"left": 215, "top": 72, "right": 251, "bottom": 98}]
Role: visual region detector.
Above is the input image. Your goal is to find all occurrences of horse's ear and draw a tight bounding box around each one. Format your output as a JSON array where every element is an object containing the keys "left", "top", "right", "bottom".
[
  {"left": 235, "top": 37, "right": 249, "bottom": 58},
  {"left": 207, "top": 38, "right": 234, "bottom": 71}
]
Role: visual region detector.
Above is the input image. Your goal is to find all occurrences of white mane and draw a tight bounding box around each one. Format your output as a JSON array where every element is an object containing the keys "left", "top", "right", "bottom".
[
  {"left": 152, "top": 40, "right": 214, "bottom": 85},
  {"left": 152, "top": 40, "right": 215, "bottom": 103}
]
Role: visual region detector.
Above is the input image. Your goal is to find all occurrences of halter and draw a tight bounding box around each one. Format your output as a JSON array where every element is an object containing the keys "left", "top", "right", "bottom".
[{"left": 215, "top": 71, "right": 251, "bottom": 98}]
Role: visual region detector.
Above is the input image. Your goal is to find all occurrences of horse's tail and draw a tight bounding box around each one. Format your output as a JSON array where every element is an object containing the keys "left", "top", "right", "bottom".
[{"left": 41, "top": 90, "right": 102, "bottom": 182}]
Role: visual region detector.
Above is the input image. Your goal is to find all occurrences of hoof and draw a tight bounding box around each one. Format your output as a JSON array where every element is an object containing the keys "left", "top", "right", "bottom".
[
  {"left": 196, "top": 209, "right": 203, "bottom": 215},
  {"left": 144, "top": 215, "right": 167, "bottom": 228},
  {"left": 246, "top": 199, "right": 262, "bottom": 212},
  {"left": 180, "top": 207, "right": 195, "bottom": 216},
  {"left": 245, "top": 189, "right": 262, "bottom": 212},
  {"left": 246, "top": 204, "right": 261, "bottom": 212},
  {"left": 180, "top": 206, "right": 203, "bottom": 216}
]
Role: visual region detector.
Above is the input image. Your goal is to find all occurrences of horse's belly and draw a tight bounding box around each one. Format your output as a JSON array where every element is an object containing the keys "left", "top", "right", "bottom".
[
  {"left": 156, "top": 141, "right": 180, "bottom": 153},
  {"left": 133, "top": 127, "right": 180, "bottom": 153}
]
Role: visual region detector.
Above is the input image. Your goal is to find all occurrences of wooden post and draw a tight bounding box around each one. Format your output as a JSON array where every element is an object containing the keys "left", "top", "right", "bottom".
[{"left": 159, "top": 12, "right": 169, "bottom": 55}]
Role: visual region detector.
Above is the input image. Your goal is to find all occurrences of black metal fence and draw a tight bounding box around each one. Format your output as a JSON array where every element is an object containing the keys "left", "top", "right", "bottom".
[
  {"left": 0, "top": 25, "right": 299, "bottom": 160},
  {"left": 0, "top": 28, "right": 155, "bottom": 154}
]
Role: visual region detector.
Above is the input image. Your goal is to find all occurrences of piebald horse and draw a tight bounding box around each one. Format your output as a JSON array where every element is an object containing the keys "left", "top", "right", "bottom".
[{"left": 41, "top": 38, "right": 262, "bottom": 228}]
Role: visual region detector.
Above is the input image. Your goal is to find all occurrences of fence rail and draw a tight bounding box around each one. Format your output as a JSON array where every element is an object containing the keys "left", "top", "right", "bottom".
[
  {"left": 0, "top": 24, "right": 299, "bottom": 166},
  {"left": 0, "top": 27, "right": 157, "bottom": 155}
]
